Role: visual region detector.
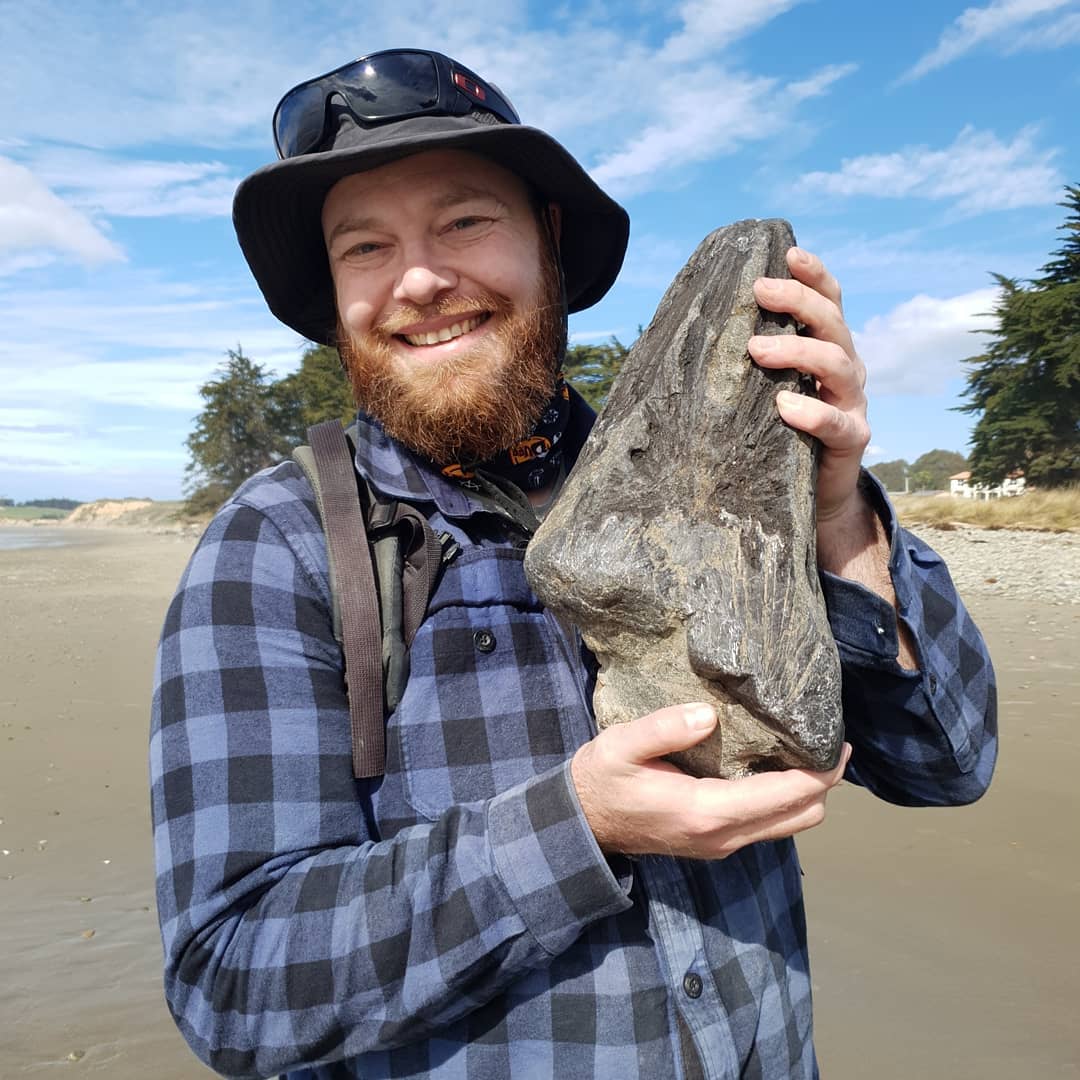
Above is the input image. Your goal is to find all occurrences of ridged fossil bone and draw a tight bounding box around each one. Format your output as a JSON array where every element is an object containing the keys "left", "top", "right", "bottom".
[{"left": 525, "top": 219, "right": 843, "bottom": 778}]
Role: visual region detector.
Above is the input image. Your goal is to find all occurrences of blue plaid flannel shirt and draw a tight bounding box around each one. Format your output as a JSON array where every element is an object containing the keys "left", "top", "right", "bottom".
[{"left": 151, "top": 394, "right": 996, "bottom": 1079}]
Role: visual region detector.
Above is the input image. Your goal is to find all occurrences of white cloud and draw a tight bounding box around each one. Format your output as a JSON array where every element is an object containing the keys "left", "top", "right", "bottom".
[
  {"left": 785, "top": 63, "right": 859, "bottom": 102},
  {"left": 795, "top": 126, "right": 1062, "bottom": 215},
  {"left": 0, "top": 250, "right": 59, "bottom": 276},
  {"left": 855, "top": 288, "right": 1000, "bottom": 396},
  {"left": 28, "top": 149, "right": 238, "bottom": 218},
  {"left": 0, "top": 157, "right": 124, "bottom": 264},
  {"left": 900, "top": 0, "right": 1077, "bottom": 81},
  {"left": 590, "top": 60, "right": 855, "bottom": 196},
  {"left": 1008, "top": 8, "right": 1080, "bottom": 46},
  {"left": 660, "top": 0, "right": 806, "bottom": 62},
  {"left": 590, "top": 68, "right": 777, "bottom": 195}
]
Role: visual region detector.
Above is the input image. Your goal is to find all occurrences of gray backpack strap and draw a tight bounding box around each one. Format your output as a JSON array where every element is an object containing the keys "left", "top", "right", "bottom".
[
  {"left": 293, "top": 420, "right": 455, "bottom": 778},
  {"left": 297, "top": 420, "right": 385, "bottom": 779},
  {"left": 377, "top": 501, "right": 452, "bottom": 712}
]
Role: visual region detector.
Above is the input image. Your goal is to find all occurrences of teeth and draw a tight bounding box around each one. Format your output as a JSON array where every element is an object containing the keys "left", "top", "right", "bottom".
[{"left": 403, "top": 315, "right": 484, "bottom": 347}]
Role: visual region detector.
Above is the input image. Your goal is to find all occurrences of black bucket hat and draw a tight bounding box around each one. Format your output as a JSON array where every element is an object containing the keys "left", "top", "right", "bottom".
[{"left": 233, "top": 54, "right": 630, "bottom": 346}]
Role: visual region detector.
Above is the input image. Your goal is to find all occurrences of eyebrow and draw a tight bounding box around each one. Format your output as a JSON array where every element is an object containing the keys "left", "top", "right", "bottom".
[{"left": 326, "top": 185, "right": 507, "bottom": 247}]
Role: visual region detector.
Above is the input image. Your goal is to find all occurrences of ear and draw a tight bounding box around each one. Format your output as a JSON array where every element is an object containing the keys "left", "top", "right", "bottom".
[{"left": 547, "top": 203, "right": 562, "bottom": 251}]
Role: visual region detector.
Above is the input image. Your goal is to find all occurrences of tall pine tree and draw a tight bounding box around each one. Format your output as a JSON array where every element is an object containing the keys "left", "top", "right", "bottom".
[
  {"left": 269, "top": 343, "right": 356, "bottom": 447},
  {"left": 184, "top": 347, "right": 286, "bottom": 513},
  {"left": 958, "top": 185, "right": 1080, "bottom": 487}
]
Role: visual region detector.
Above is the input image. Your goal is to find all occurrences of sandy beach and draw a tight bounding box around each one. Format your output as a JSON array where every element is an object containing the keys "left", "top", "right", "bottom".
[{"left": 1, "top": 524, "right": 1077, "bottom": 1078}]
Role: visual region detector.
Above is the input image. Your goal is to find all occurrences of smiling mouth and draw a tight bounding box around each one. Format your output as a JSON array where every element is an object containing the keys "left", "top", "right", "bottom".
[{"left": 399, "top": 313, "right": 491, "bottom": 347}]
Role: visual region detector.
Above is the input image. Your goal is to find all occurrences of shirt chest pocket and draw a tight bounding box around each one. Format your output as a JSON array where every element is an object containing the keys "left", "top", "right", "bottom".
[{"left": 386, "top": 547, "right": 592, "bottom": 821}]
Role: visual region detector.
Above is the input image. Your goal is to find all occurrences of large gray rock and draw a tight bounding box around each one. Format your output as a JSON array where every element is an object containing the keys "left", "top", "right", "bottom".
[{"left": 525, "top": 219, "right": 843, "bottom": 778}]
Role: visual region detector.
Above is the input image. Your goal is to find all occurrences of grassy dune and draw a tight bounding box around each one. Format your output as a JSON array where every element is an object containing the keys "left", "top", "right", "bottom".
[
  {"left": 0, "top": 500, "right": 195, "bottom": 528},
  {"left": 65, "top": 499, "right": 192, "bottom": 528},
  {"left": 894, "top": 487, "right": 1080, "bottom": 532}
]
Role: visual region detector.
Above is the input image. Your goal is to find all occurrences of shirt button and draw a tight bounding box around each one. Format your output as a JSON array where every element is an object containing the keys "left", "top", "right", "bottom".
[
  {"left": 929, "top": 673, "right": 938, "bottom": 693},
  {"left": 473, "top": 629, "right": 496, "bottom": 653},
  {"left": 683, "top": 972, "right": 703, "bottom": 999}
]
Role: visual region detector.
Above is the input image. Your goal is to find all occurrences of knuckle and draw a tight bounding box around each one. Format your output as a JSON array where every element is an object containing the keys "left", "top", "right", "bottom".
[
  {"left": 830, "top": 341, "right": 852, "bottom": 371},
  {"left": 852, "top": 417, "right": 871, "bottom": 449},
  {"left": 591, "top": 732, "right": 620, "bottom": 772}
]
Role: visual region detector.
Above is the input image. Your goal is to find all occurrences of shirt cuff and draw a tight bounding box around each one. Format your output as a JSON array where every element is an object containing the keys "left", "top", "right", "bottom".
[
  {"left": 486, "top": 762, "right": 633, "bottom": 958},
  {"left": 819, "top": 470, "right": 919, "bottom": 669}
]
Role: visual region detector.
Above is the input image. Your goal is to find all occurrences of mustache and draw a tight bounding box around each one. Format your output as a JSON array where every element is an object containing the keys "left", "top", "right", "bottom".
[{"left": 375, "top": 292, "right": 511, "bottom": 336}]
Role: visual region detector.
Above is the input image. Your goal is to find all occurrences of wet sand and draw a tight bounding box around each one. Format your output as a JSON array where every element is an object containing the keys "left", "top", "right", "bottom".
[
  {"left": 802, "top": 590, "right": 1080, "bottom": 1079},
  {"left": 0, "top": 530, "right": 214, "bottom": 1077},
  {"left": 1, "top": 528, "right": 1077, "bottom": 1077}
]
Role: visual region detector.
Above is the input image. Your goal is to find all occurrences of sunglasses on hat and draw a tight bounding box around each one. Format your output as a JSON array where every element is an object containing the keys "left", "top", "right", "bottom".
[{"left": 273, "top": 48, "right": 521, "bottom": 159}]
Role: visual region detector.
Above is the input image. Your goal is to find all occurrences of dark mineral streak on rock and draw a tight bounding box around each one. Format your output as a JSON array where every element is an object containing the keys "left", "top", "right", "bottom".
[{"left": 525, "top": 219, "right": 843, "bottom": 778}]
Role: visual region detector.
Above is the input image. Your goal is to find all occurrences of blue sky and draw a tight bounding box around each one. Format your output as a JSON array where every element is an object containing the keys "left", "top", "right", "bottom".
[{"left": 2, "top": 0, "right": 1078, "bottom": 501}]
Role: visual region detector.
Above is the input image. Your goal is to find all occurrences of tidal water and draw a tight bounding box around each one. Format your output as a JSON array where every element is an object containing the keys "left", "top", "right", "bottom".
[{"left": 0, "top": 527, "right": 82, "bottom": 551}]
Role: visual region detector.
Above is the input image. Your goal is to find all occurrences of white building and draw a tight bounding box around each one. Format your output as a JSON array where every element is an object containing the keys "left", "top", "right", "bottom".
[{"left": 949, "top": 470, "right": 1026, "bottom": 499}]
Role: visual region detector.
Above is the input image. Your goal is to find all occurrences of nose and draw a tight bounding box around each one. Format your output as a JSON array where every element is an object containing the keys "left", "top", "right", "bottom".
[{"left": 393, "top": 243, "right": 458, "bottom": 307}]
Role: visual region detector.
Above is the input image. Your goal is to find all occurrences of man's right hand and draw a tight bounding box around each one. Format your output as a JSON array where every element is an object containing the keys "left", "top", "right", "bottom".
[{"left": 571, "top": 703, "right": 851, "bottom": 859}]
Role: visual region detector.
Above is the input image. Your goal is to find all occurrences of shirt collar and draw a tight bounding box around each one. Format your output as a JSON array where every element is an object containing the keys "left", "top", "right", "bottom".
[{"left": 351, "top": 384, "right": 596, "bottom": 522}]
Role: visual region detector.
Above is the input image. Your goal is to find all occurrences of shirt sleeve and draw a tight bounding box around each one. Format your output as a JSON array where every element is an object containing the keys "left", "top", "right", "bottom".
[
  {"left": 149, "top": 491, "right": 632, "bottom": 1079},
  {"left": 818, "top": 475, "right": 998, "bottom": 807}
]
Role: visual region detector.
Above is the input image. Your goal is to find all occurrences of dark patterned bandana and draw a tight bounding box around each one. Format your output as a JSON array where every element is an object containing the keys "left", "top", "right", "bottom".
[{"left": 440, "top": 375, "right": 571, "bottom": 493}]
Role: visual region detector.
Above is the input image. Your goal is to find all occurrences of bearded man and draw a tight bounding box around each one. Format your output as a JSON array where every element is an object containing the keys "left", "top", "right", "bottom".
[{"left": 151, "top": 49, "right": 996, "bottom": 1080}]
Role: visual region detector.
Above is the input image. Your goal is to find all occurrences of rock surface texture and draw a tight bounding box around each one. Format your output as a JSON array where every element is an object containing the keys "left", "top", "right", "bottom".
[{"left": 525, "top": 219, "right": 843, "bottom": 778}]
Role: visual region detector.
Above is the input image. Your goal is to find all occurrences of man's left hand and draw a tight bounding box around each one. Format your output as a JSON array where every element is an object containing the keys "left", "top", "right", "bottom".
[{"left": 747, "top": 246, "right": 868, "bottom": 528}]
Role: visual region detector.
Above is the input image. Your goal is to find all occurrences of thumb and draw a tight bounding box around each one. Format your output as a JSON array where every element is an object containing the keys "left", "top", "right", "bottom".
[{"left": 617, "top": 702, "right": 719, "bottom": 766}]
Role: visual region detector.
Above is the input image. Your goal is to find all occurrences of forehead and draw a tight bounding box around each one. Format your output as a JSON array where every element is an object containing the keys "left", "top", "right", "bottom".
[{"left": 321, "top": 149, "right": 532, "bottom": 231}]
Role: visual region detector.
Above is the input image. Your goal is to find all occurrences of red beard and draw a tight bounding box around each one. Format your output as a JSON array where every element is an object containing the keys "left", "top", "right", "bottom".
[{"left": 337, "top": 262, "right": 564, "bottom": 466}]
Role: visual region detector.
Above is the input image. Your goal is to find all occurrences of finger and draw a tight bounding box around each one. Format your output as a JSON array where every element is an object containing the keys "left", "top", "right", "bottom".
[
  {"left": 786, "top": 246, "right": 842, "bottom": 311},
  {"left": 738, "top": 744, "right": 851, "bottom": 844},
  {"left": 694, "top": 747, "right": 851, "bottom": 856},
  {"left": 753, "top": 277, "right": 849, "bottom": 347},
  {"left": 612, "top": 702, "right": 719, "bottom": 766},
  {"left": 716, "top": 798, "right": 831, "bottom": 856},
  {"left": 775, "top": 392, "right": 870, "bottom": 455},
  {"left": 694, "top": 754, "right": 845, "bottom": 828},
  {"left": 747, "top": 335, "right": 866, "bottom": 405}
]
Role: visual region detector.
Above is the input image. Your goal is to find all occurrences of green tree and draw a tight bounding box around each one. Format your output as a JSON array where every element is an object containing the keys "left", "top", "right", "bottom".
[
  {"left": 269, "top": 343, "right": 356, "bottom": 448},
  {"left": 564, "top": 336, "right": 630, "bottom": 411},
  {"left": 184, "top": 347, "right": 286, "bottom": 513},
  {"left": 908, "top": 449, "right": 969, "bottom": 491},
  {"left": 958, "top": 185, "right": 1080, "bottom": 487},
  {"left": 867, "top": 458, "right": 909, "bottom": 492}
]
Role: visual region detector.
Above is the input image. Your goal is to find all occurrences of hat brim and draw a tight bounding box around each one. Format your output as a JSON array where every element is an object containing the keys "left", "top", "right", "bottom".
[{"left": 233, "top": 117, "right": 630, "bottom": 345}]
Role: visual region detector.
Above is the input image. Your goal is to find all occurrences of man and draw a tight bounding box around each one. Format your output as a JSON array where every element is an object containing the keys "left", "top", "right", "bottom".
[{"left": 151, "top": 49, "right": 996, "bottom": 1079}]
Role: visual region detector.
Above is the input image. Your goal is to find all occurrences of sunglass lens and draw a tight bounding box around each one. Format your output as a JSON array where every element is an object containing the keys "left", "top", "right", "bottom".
[
  {"left": 335, "top": 53, "right": 440, "bottom": 118},
  {"left": 274, "top": 84, "right": 332, "bottom": 158}
]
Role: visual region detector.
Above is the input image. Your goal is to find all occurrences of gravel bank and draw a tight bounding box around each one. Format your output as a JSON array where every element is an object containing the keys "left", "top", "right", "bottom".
[{"left": 905, "top": 524, "right": 1080, "bottom": 606}]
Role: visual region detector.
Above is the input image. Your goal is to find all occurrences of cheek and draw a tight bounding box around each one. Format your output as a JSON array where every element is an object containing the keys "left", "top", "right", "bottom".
[
  {"left": 334, "top": 276, "right": 381, "bottom": 337},
  {"left": 481, "top": 253, "right": 541, "bottom": 305}
]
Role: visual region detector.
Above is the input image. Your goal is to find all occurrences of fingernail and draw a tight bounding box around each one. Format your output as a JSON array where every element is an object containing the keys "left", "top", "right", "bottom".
[
  {"left": 777, "top": 390, "right": 804, "bottom": 410},
  {"left": 686, "top": 704, "right": 716, "bottom": 729},
  {"left": 791, "top": 246, "right": 810, "bottom": 265},
  {"left": 755, "top": 277, "right": 778, "bottom": 293},
  {"left": 750, "top": 335, "right": 777, "bottom": 353}
]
